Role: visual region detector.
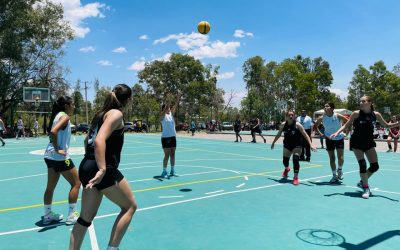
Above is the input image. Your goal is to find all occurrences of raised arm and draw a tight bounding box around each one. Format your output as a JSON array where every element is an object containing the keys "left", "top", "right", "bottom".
[
  {"left": 375, "top": 112, "right": 400, "bottom": 129},
  {"left": 271, "top": 123, "right": 285, "bottom": 149},
  {"left": 331, "top": 111, "right": 358, "bottom": 139}
]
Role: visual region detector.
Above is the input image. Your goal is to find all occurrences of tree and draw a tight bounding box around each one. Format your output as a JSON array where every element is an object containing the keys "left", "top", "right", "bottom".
[
  {"left": 72, "top": 79, "right": 84, "bottom": 125},
  {"left": 0, "top": 0, "right": 73, "bottom": 125},
  {"left": 347, "top": 61, "right": 400, "bottom": 117},
  {"left": 347, "top": 65, "right": 371, "bottom": 110},
  {"left": 138, "top": 53, "right": 222, "bottom": 123}
]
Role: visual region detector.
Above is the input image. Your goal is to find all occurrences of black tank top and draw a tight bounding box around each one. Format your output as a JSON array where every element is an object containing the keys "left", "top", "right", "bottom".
[
  {"left": 352, "top": 110, "right": 376, "bottom": 141},
  {"left": 234, "top": 119, "right": 241, "bottom": 130},
  {"left": 85, "top": 115, "right": 124, "bottom": 168},
  {"left": 283, "top": 122, "right": 302, "bottom": 146}
]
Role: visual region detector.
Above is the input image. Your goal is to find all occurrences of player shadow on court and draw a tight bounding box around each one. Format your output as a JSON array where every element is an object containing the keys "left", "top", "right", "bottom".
[
  {"left": 35, "top": 218, "right": 65, "bottom": 232},
  {"left": 153, "top": 175, "right": 168, "bottom": 181},
  {"left": 308, "top": 180, "right": 344, "bottom": 186},
  {"left": 153, "top": 174, "right": 178, "bottom": 181},
  {"left": 324, "top": 191, "right": 399, "bottom": 202},
  {"left": 296, "top": 228, "right": 400, "bottom": 249},
  {"left": 267, "top": 177, "right": 313, "bottom": 186}
]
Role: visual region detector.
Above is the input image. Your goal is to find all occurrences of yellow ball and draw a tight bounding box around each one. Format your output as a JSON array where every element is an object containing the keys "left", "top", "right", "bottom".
[{"left": 197, "top": 21, "right": 210, "bottom": 35}]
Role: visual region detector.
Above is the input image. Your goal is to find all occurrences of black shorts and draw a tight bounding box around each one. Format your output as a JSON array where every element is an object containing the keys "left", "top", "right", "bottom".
[
  {"left": 251, "top": 128, "right": 262, "bottom": 134},
  {"left": 326, "top": 138, "right": 345, "bottom": 151},
  {"left": 44, "top": 158, "right": 75, "bottom": 172},
  {"left": 350, "top": 138, "right": 376, "bottom": 152},
  {"left": 284, "top": 144, "right": 302, "bottom": 152},
  {"left": 79, "top": 158, "right": 124, "bottom": 191},
  {"left": 161, "top": 136, "right": 177, "bottom": 148}
]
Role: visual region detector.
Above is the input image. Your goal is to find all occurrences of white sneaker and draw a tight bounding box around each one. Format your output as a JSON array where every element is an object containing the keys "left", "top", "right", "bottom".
[
  {"left": 337, "top": 169, "right": 343, "bottom": 180},
  {"left": 65, "top": 211, "right": 79, "bottom": 225},
  {"left": 42, "top": 211, "right": 63, "bottom": 225},
  {"left": 362, "top": 187, "right": 371, "bottom": 199}
]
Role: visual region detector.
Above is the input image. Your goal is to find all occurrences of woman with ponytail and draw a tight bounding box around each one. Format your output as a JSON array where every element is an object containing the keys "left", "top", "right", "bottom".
[
  {"left": 43, "top": 96, "right": 81, "bottom": 225},
  {"left": 331, "top": 96, "right": 400, "bottom": 199},
  {"left": 70, "top": 84, "right": 137, "bottom": 250}
]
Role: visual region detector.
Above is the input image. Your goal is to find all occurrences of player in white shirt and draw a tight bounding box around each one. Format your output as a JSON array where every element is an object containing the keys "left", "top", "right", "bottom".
[{"left": 315, "top": 103, "right": 349, "bottom": 183}]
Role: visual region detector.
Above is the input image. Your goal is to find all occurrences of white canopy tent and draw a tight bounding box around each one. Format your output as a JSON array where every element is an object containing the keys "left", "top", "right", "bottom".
[{"left": 313, "top": 109, "right": 352, "bottom": 120}]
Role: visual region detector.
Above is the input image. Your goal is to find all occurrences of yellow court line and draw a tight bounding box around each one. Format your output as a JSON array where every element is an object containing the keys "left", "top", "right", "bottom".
[{"left": 0, "top": 164, "right": 321, "bottom": 213}]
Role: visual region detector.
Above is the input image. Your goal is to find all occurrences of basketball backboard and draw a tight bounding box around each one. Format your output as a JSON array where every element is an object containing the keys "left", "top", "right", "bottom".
[{"left": 23, "top": 87, "right": 50, "bottom": 102}]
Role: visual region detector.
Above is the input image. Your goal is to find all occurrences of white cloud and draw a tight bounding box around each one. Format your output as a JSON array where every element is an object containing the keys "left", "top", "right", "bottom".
[
  {"left": 112, "top": 47, "right": 127, "bottom": 53},
  {"left": 50, "top": 0, "right": 107, "bottom": 38},
  {"left": 128, "top": 60, "right": 146, "bottom": 71},
  {"left": 97, "top": 60, "right": 112, "bottom": 66},
  {"left": 155, "top": 53, "right": 172, "bottom": 62},
  {"left": 154, "top": 32, "right": 208, "bottom": 50},
  {"left": 188, "top": 41, "right": 240, "bottom": 59},
  {"left": 154, "top": 32, "right": 240, "bottom": 59},
  {"left": 234, "top": 29, "right": 254, "bottom": 38},
  {"left": 217, "top": 72, "right": 235, "bottom": 80},
  {"left": 79, "top": 46, "right": 95, "bottom": 52},
  {"left": 330, "top": 88, "right": 348, "bottom": 99},
  {"left": 139, "top": 35, "right": 149, "bottom": 40}
]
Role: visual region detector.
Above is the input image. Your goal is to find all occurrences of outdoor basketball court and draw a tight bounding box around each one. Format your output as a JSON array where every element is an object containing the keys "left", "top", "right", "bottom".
[{"left": 0, "top": 134, "right": 399, "bottom": 249}]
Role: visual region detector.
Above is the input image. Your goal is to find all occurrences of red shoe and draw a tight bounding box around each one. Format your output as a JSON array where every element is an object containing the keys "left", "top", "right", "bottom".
[
  {"left": 293, "top": 177, "right": 299, "bottom": 185},
  {"left": 282, "top": 168, "right": 291, "bottom": 178}
]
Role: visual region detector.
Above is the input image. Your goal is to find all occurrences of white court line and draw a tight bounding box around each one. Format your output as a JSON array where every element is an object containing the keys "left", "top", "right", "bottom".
[
  {"left": 0, "top": 173, "right": 46, "bottom": 182},
  {"left": 236, "top": 183, "right": 245, "bottom": 188},
  {"left": 345, "top": 185, "right": 400, "bottom": 195},
  {"left": 129, "top": 170, "right": 227, "bottom": 183},
  {"left": 0, "top": 161, "right": 245, "bottom": 183},
  {"left": 88, "top": 223, "right": 99, "bottom": 250},
  {"left": 0, "top": 159, "right": 42, "bottom": 165},
  {"left": 2, "top": 170, "right": 399, "bottom": 237},
  {"left": 159, "top": 196, "right": 184, "bottom": 199},
  {"left": 205, "top": 190, "right": 225, "bottom": 195}
]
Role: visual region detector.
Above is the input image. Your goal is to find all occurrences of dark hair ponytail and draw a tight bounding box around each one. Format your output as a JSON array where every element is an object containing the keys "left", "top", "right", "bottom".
[
  {"left": 90, "top": 84, "right": 132, "bottom": 129},
  {"left": 48, "top": 96, "right": 73, "bottom": 133}
]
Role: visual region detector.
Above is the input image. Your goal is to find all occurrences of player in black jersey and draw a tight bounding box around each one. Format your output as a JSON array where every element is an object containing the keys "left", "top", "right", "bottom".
[
  {"left": 234, "top": 114, "right": 243, "bottom": 142},
  {"left": 271, "top": 110, "right": 317, "bottom": 185},
  {"left": 331, "top": 96, "right": 400, "bottom": 199},
  {"left": 70, "top": 84, "right": 137, "bottom": 250},
  {"left": 250, "top": 117, "right": 266, "bottom": 143}
]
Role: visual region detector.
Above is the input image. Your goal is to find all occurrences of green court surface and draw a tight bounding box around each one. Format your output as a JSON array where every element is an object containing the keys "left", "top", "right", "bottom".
[{"left": 0, "top": 134, "right": 399, "bottom": 249}]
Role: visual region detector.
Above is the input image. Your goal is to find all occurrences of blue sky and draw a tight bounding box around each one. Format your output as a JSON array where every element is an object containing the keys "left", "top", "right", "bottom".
[{"left": 55, "top": 0, "right": 400, "bottom": 106}]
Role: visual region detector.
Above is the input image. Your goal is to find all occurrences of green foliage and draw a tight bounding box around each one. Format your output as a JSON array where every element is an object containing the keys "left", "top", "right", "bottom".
[
  {"left": 137, "top": 53, "right": 223, "bottom": 123},
  {"left": 0, "top": 0, "right": 73, "bottom": 125},
  {"left": 347, "top": 61, "right": 400, "bottom": 118},
  {"left": 241, "top": 55, "right": 334, "bottom": 122}
]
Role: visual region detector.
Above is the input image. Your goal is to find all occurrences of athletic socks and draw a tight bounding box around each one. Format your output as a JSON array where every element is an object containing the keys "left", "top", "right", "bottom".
[
  {"left": 44, "top": 204, "right": 51, "bottom": 215},
  {"left": 68, "top": 203, "right": 76, "bottom": 216}
]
